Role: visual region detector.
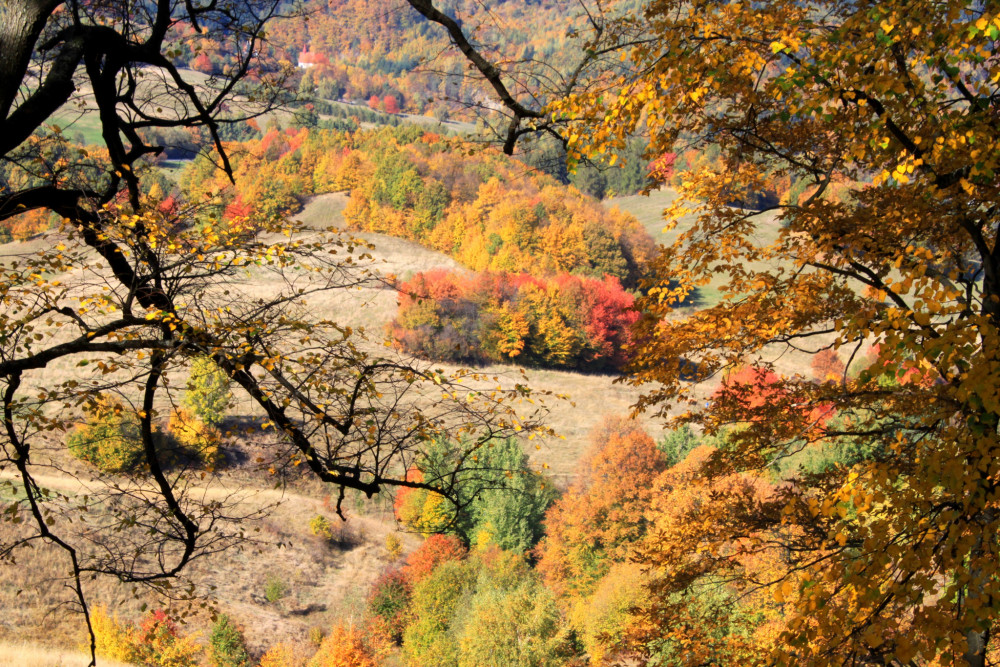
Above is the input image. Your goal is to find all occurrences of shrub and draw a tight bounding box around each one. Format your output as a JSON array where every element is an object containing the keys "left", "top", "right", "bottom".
[
  {"left": 259, "top": 643, "right": 302, "bottom": 667},
  {"left": 167, "top": 408, "right": 220, "bottom": 468},
  {"left": 182, "top": 355, "right": 232, "bottom": 426},
  {"left": 208, "top": 613, "right": 250, "bottom": 667},
  {"left": 309, "top": 514, "right": 333, "bottom": 540},
  {"left": 91, "top": 606, "right": 138, "bottom": 663},
  {"left": 133, "top": 609, "right": 203, "bottom": 667},
  {"left": 394, "top": 485, "right": 454, "bottom": 537},
  {"left": 66, "top": 395, "right": 144, "bottom": 473},
  {"left": 308, "top": 623, "right": 380, "bottom": 667},
  {"left": 366, "top": 568, "right": 411, "bottom": 642},
  {"left": 264, "top": 574, "right": 288, "bottom": 603},
  {"left": 308, "top": 627, "right": 326, "bottom": 647},
  {"left": 385, "top": 533, "right": 403, "bottom": 560}
]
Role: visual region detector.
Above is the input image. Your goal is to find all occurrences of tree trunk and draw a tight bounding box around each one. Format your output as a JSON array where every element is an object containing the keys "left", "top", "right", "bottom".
[{"left": 0, "top": 0, "right": 63, "bottom": 120}]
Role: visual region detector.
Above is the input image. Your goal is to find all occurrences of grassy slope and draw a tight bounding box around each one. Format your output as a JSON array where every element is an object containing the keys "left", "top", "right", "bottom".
[
  {"left": 608, "top": 188, "right": 841, "bottom": 384},
  {"left": 290, "top": 194, "right": 675, "bottom": 482},
  {"left": 0, "top": 463, "right": 420, "bottom": 658},
  {"left": 0, "top": 188, "right": 827, "bottom": 661},
  {"left": 607, "top": 188, "right": 786, "bottom": 309},
  {"left": 0, "top": 192, "right": 649, "bottom": 658}
]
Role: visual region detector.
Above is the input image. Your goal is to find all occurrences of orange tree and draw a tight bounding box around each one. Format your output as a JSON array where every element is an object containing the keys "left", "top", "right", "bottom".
[
  {"left": 537, "top": 1, "right": 1000, "bottom": 665},
  {"left": 0, "top": 2, "right": 550, "bottom": 663}
]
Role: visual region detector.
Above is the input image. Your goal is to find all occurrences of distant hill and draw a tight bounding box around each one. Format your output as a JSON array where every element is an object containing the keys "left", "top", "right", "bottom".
[
  {"left": 267, "top": 0, "right": 612, "bottom": 117},
  {"left": 155, "top": 0, "right": 641, "bottom": 123}
]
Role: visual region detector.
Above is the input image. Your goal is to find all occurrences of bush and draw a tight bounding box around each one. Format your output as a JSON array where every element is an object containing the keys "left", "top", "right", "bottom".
[
  {"left": 134, "top": 610, "right": 203, "bottom": 667},
  {"left": 385, "top": 533, "right": 403, "bottom": 560},
  {"left": 91, "top": 607, "right": 203, "bottom": 666},
  {"left": 182, "top": 356, "right": 232, "bottom": 426},
  {"left": 309, "top": 514, "right": 333, "bottom": 540},
  {"left": 66, "top": 396, "right": 145, "bottom": 472},
  {"left": 366, "top": 568, "right": 411, "bottom": 642},
  {"left": 308, "top": 627, "right": 326, "bottom": 647},
  {"left": 167, "top": 408, "right": 220, "bottom": 468},
  {"left": 309, "top": 514, "right": 362, "bottom": 549},
  {"left": 209, "top": 614, "right": 250, "bottom": 667},
  {"left": 258, "top": 643, "right": 302, "bottom": 667},
  {"left": 264, "top": 574, "right": 288, "bottom": 603},
  {"left": 308, "top": 624, "right": 380, "bottom": 667},
  {"left": 91, "top": 606, "right": 138, "bottom": 663}
]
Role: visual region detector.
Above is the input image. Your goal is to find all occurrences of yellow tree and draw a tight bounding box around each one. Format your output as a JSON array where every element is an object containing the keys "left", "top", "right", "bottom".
[{"left": 541, "top": 1, "right": 1000, "bottom": 665}]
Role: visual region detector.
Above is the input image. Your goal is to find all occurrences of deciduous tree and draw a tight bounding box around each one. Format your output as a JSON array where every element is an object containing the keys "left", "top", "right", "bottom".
[
  {"left": 549, "top": 1, "right": 1000, "bottom": 664},
  {"left": 536, "top": 416, "right": 666, "bottom": 599}
]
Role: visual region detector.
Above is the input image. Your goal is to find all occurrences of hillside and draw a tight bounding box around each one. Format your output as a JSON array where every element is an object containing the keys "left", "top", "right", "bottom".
[
  {"left": 0, "top": 163, "right": 836, "bottom": 666},
  {"left": 0, "top": 186, "right": 672, "bottom": 662},
  {"left": 267, "top": 0, "right": 636, "bottom": 118},
  {"left": 6, "top": 0, "right": 989, "bottom": 665}
]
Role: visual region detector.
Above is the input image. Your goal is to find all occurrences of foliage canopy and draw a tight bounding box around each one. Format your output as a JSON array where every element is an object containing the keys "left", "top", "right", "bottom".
[{"left": 543, "top": 1, "right": 1000, "bottom": 664}]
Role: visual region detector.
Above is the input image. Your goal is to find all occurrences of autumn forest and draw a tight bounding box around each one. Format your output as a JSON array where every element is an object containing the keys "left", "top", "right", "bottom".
[{"left": 2, "top": 0, "right": 1000, "bottom": 666}]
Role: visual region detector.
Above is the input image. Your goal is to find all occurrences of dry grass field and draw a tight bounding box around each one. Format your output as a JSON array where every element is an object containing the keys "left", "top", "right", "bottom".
[
  {"left": 608, "top": 188, "right": 788, "bottom": 309},
  {"left": 0, "top": 187, "right": 837, "bottom": 662},
  {"left": 0, "top": 642, "right": 131, "bottom": 667},
  {"left": 0, "top": 461, "right": 420, "bottom": 659}
]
